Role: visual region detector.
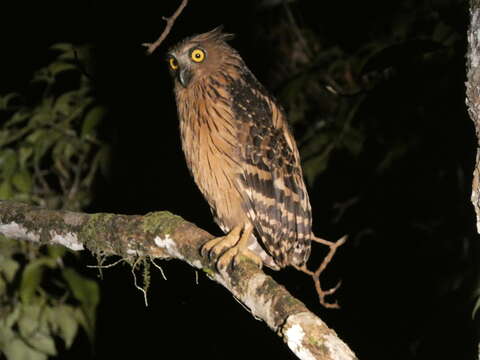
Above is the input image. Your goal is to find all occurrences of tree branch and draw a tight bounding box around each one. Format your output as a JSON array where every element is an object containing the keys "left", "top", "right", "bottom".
[
  {"left": 0, "top": 200, "right": 357, "bottom": 360},
  {"left": 142, "top": 0, "right": 189, "bottom": 55},
  {"left": 467, "top": 0, "right": 480, "bottom": 234},
  {"left": 295, "top": 235, "right": 347, "bottom": 309}
]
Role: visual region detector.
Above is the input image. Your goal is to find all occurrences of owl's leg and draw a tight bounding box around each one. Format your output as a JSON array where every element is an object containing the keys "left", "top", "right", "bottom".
[{"left": 201, "top": 222, "right": 262, "bottom": 270}]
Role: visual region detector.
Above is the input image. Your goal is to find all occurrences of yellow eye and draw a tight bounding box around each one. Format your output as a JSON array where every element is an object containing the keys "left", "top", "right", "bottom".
[
  {"left": 191, "top": 48, "right": 205, "bottom": 63},
  {"left": 169, "top": 57, "right": 178, "bottom": 70}
]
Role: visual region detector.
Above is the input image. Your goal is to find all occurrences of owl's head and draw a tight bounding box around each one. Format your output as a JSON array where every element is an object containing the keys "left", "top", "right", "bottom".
[{"left": 166, "top": 27, "right": 235, "bottom": 88}]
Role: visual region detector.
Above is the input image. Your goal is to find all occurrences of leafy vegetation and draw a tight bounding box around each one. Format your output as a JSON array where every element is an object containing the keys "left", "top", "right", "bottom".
[
  {"left": 0, "top": 44, "right": 106, "bottom": 358},
  {"left": 0, "top": 43, "right": 109, "bottom": 210}
]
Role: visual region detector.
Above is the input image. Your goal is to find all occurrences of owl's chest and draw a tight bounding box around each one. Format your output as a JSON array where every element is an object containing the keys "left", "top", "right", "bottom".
[
  {"left": 179, "top": 103, "right": 239, "bottom": 169},
  {"left": 181, "top": 94, "right": 241, "bottom": 168},
  {"left": 178, "top": 100, "right": 248, "bottom": 229}
]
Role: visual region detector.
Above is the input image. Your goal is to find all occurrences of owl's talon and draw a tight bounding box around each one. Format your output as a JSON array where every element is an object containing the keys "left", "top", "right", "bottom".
[
  {"left": 200, "top": 223, "right": 262, "bottom": 271},
  {"left": 200, "top": 237, "right": 224, "bottom": 259},
  {"left": 201, "top": 225, "right": 244, "bottom": 264},
  {"left": 217, "top": 246, "right": 262, "bottom": 271}
]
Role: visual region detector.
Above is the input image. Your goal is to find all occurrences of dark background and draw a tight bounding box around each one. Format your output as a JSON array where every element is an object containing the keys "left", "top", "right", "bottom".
[{"left": 1, "top": 0, "right": 478, "bottom": 359}]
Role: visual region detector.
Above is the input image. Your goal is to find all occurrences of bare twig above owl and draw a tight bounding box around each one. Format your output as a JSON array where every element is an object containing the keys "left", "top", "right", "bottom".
[{"left": 142, "top": 0, "right": 189, "bottom": 54}]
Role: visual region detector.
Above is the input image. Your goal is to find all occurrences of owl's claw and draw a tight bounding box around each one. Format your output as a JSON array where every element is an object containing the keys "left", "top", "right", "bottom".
[
  {"left": 217, "top": 246, "right": 263, "bottom": 270},
  {"left": 201, "top": 236, "right": 228, "bottom": 260},
  {"left": 201, "top": 225, "right": 242, "bottom": 260},
  {"left": 200, "top": 223, "right": 261, "bottom": 271}
]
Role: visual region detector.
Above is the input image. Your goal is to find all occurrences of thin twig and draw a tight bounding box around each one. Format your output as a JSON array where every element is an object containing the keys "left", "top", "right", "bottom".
[
  {"left": 150, "top": 258, "right": 168, "bottom": 280},
  {"left": 132, "top": 257, "right": 148, "bottom": 306},
  {"left": 142, "top": 0, "right": 189, "bottom": 55},
  {"left": 68, "top": 150, "right": 88, "bottom": 203},
  {"left": 295, "top": 235, "right": 347, "bottom": 309},
  {"left": 87, "top": 257, "right": 124, "bottom": 269},
  {"left": 34, "top": 162, "right": 51, "bottom": 195}
]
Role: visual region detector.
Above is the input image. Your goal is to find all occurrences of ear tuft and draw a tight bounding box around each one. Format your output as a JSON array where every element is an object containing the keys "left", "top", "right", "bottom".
[{"left": 204, "top": 25, "right": 235, "bottom": 42}]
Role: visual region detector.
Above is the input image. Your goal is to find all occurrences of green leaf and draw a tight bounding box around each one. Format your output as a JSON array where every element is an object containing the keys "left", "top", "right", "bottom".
[
  {"left": 31, "top": 68, "right": 52, "bottom": 84},
  {"left": 0, "top": 256, "right": 20, "bottom": 282},
  {"left": 1, "top": 304, "right": 21, "bottom": 328},
  {"left": 54, "top": 91, "right": 78, "bottom": 115},
  {"left": 64, "top": 142, "right": 76, "bottom": 162},
  {"left": 26, "top": 129, "right": 46, "bottom": 144},
  {"left": 18, "top": 147, "right": 33, "bottom": 169},
  {"left": 0, "top": 130, "right": 11, "bottom": 147},
  {"left": 300, "top": 134, "right": 330, "bottom": 159},
  {"left": 0, "top": 93, "right": 20, "bottom": 110},
  {"left": 30, "top": 112, "right": 52, "bottom": 125},
  {"left": 32, "top": 130, "right": 62, "bottom": 166},
  {"left": 18, "top": 304, "right": 41, "bottom": 338},
  {"left": 26, "top": 331, "right": 56, "bottom": 356},
  {"left": 12, "top": 171, "right": 33, "bottom": 193},
  {"left": 20, "top": 258, "right": 57, "bottom": 303},
  {"left": 50, "top": 43, "right": 73, "bottom": 53},
  {"left": 46, "top": 305, "right": 79, "bottom": 348},
  {"left": 49, "top": 62, "right": 77, "bottom": 77},
  {"left": 72, "top": 307, "right": 88, "bottom": 340},
  {"left": 0, "top": 149, "right": 18, "bottom": 178},
  {"left": 0, "top": 181, "right": 13, "bottom": 200},
  {"left": 0, "top": 278, "right": 5, "bottom": 296},
  {"left": 303, "top": 155, "right": 330, "bottom": 186},
  {"left": 50, "top": 43, "right": 75, "bottom": 61},
  {"left": 2, "top": 336, "right": 47, "bottom": 360},
  {"left": 62, "top": 268, "right": 99, "bottom": 341},
  {"left": 0, "top": 315, "right": 15, "bottom": 349},
  {"left": 18, "top": 305, "right": 56, "bottom": 356},
  {"left": 47, "top": 244, "right": 66, "bottom": 259},
  {"left": 6, "top": 109, "right": 30, "bottom": 127},
  {"left": 52, "top": 140, "right": 77, "bottom": 169},
  {"left": 82, "top": 105, "right": 106, "bottom": 138}
]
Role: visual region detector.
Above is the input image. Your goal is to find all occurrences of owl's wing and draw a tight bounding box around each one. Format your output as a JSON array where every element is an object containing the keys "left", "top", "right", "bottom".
[{"left": 233, "top": 78, "right": 312, "bottom": 267}]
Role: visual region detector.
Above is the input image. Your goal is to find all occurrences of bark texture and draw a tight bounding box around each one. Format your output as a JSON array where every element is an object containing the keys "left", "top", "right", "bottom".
[
  {"left": 467, "top": 0, "right": 480, "bottom": 232},
  {"left": 0, "top": 200, "right": 356, "bottom": 360}
]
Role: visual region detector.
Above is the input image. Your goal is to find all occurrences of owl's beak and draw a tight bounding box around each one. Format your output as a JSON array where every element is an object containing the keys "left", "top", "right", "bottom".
[{"left": 178, "top": 68, "right": 192, "bottom": 88}]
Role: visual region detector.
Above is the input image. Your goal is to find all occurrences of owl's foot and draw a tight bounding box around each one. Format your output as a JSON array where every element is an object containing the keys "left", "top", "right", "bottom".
[
  {"left": 201, "top": 223, "right": 262, "bottom": 270},
  {"left": 218, "top": 242, "right": 263, "bottom": 270},
  {"left": 201, "top": 225, "right": 242, "bottom": 259}
]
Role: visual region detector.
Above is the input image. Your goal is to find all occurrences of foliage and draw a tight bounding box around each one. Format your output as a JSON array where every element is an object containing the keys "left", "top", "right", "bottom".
[
  {"left": 258, "top": 0, "right": 464, "bottom": 185},
  {"left": 0, "top": 43, "right": 109, "bottom": 210},
  {"left": 0, "top": 238, "right": 99, "bottom": 360},
  {"left": 0, "top": 44, "right": 105, "bottom": 359}
]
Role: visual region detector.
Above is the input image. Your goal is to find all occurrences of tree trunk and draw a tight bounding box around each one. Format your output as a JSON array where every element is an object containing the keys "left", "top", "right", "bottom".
[{"left": 467, "top": 0, "right": 480, "bottom": 233}]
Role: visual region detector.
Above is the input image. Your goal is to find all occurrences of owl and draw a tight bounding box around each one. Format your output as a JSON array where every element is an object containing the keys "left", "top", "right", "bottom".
[{"left": 167, "top": 27, "right": 312, "bottom": 270}]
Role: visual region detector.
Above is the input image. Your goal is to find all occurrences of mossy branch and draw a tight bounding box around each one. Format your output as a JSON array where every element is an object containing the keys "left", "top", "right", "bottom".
[{"left": 0, "top": 200, "right": 357, "bottom": 360}]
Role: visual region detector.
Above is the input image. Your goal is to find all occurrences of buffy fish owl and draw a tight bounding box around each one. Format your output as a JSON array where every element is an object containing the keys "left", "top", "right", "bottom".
[{"left": 167, "top": 27, "right": 312, "bottom": 270}]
